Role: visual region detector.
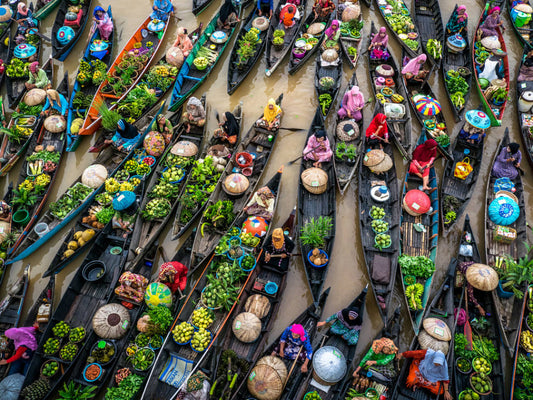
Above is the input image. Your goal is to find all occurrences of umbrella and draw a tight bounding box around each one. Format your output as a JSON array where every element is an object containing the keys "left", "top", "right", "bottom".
[
  {"left": 414, "top": 95, "right": 441, "bottom": 116},
  {"left": 0, "top": 6, "right": 12, "bottom": 22},
  {"left": 465, "top": 110, "right": 490, "bottom": 129}
]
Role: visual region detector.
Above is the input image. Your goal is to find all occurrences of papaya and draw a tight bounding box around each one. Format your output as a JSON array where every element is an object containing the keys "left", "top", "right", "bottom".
[
  {"left": 63, "top": 249, "right": 75, "bottom": 258},
  {"left": 67, "top": 241, "right": 78, "bottom": 251},
  {"left": 73, "top": 231, "right": 83, "bottom": 240},
  {"left": 82, "top": 229, "right": 95, "bottom": 241},
  {"left": 77, "top": 238, "right": 86, "bottom": 247}
]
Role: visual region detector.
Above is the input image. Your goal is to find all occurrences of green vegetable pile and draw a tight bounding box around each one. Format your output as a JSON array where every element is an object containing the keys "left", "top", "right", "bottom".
[
  {"left": 445, "top": 70, "right": 469, "bottom": 110},
  {"left": 435, "top": 134, "right": 450, "bottom": 148},
  {"left": 27, "top": 150, "right": 61, "bottom": 164},
  {"left": 60, "top": 343, "right": 78, "bottom": 361},
  {"left": 53, "top": 321, "right": 70, "bottom": 337},
  {"left": 454, "top": 333, "right": 500, "bottom": 362},
  {"left": 43, "top": 337, "right": 60, "bottom": 355},
  {"left": 105, "top": 374, "right": 144, "bottom": 400},
  {"left": 20, "top": 378, "right": 51, "bottom": 400},
  {"left": 130, "top": 348, "right": 154, "bottom": 371},
  {"left": 41, "top": 360, "right": 59, "bottom": 377},
  {"left": 50, "top": 183, "right": 94, "bottom": 220},
  {"left": 201, "top": 200, "right": 235, "bottom": 235},
  {"left": 6, "top": 58, "right": 29, "bottom": 78},
  {"left": 240, "top": 231, "right": 260, "bottom": 247},
  {"left": 305, "top": 391, "right": 322, "bottom": 400},
  {"left": 319, "top": 94, "right": 332, "bottom": 116},
  {"left": 142, "top": 198, "right": 171, "bottom": 220},
  {"left": 426, "top": 39, "right": 442, "bottom": 60},
  {"left": 135, "top": 333, "right": 149, "bottom": 347},
  {"left": 515, "top": 354, "right": 533, "bottom": 399},
  {"left": 96, "top": 207, "right": 114, "bottom": 224},
  {"left": 69, "top": 326, "right": 85, "bottom": 342},
  {"left": 399, "top": 255, "right": 435, "bottom": 278},
  {"left": 335, "top": 142, "right": 357, "bottom": 162}
]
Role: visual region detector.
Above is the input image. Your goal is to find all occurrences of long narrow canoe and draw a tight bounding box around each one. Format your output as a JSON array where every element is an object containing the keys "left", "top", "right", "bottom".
[
  {"left": 78, "top": 15, "right": 170, "bottom": 137},
  {"left": 170, "top": 1, "right": 241, "bottom": 111},
  {"left": 298, "top": 108, "right": 336, "bottom": 305},
  {"left": 516, "top": 45, "right": 533, "bottom": 166},
  {"left": 399, "top": 129, "right": 438, "bottom": 335},
  {"left": 314, "top": 37, "right": 342, "bottom": 119},
  {"left": 65, "top": 5, "right": 114, "bottom": 152},
  {"left": 192, "top": 0, "right": 215, "bottom": 15},
  {"left": 34, "top": 0, "right": 61, "bottom": 20},
  {"left": 23, "top": 274, "right": 54, "bottom": 331},
  {"left": 487, "top": 129, "right": 528, "bottom": 356},
  {"left": 6, "top": 103, "right": 165, "bottom": 267},
  {"left": 507, "top": 0, "right": 533, "bottom": 46},
  {"left": 412, "top": 0, "right": 444, "bottom": 67},
  {"left": 287, "top": 13, "right": 328, "bottom": 75},
  {"left": 337, "top": 7, "right": 364, "bottom": 69},
  {"left": 51, "top": 0, "right": 92, "bottom": 61},
  {"left": 443, "top": 4, "right": 472, "bottom": 122}
]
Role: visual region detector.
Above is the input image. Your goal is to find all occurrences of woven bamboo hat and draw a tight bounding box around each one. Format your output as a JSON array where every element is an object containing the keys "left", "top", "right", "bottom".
[
  {"left": 515, "top": 3, "right": 533, "bottom": 13},
  {"left": 24, "top": 88, "right": 46, "bottom": 106},
  {"left": 423, "top": 318, "right": 452, "bottom": 341},
  {"left": 465, "top": 263, "right": 499, "bottom": 291},
  {"left": 44, "top": 115, "right": 66, "bottom": 133},
  {"left": 363, "top": 149, "right": 385, "bottom": 167},
  {"left": 232, "top": 312, "right": 261, "bottom": 343},
  {"left": 92, "top": 303, "right": 131, "bottom": 339},
  {"left": 245, "top": 294, "right": 271, "bottom": 318},
  {"left": 371, "top": 152, "right": 393, "bottom": 172},
  {"left": 248, "top": 356, "right": 288, "bottom": 400},
  {"left": 418, "top": 330, "right": 449, "bottom": 355},
  {"left": 252, "top": 16, "right": 269, "bottom": 31},
  {"left": 223, "top": 173, "right": 249, "bottom": 196},
  {"left": 301, "top": 167, "right": 328, "bottom": 194},
  {"left": 171, "top": 140, "right": 198, "bottom": 157},
  {"left": 336, "top": 120, "right": 359, "bottom": 141}
]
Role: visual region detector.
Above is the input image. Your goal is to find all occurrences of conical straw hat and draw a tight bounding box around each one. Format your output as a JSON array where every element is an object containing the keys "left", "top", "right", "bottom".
[
  {"left": 301, "top": 167, "right": 328, "bottom": 194},
  {"left": 171, "top": 140, "right": 198, "bottom": 156},
  {"left": 418, "top": 330, "right": 449, "bottom": 355},
  {"left": 248, "top": 356, "right": 288, "bottom": 400},
  {"left": 423, "top": 318, "right": 451, "bottom": 341},
  {"left": 371, "top": 153, "right": 393, "bottom": 173},
  {"left": 363, "top": 149, "right": 385, "bottom": 167},
  {"left": 465, "top": 264, "right": 499, "bottom": 291}
]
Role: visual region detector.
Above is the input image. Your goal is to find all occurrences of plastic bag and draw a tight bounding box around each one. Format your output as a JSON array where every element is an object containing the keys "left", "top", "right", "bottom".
[
  {"left": 459, "top": 244, "right": 473, "bottom": 257},
  {"left": 182, "top": 381, "right": 211, "bottom": 400},
  {"left": 0, "top": 373, "right": 24, "bottom": 400}
]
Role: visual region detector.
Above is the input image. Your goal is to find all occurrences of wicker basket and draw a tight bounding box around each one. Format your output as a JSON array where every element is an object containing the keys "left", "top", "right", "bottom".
[
  {"left": 336, "top": 120, "right": 359, "bottom": 141},
  {"left": 301, "top": 168, "right": 328, "bottom": 194}
]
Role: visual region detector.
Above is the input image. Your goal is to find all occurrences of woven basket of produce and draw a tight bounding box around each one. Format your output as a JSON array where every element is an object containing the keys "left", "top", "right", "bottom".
[
  {"left": 418, "top": 330, "right": 449, "bottom": 355},
  {"left": 171, "top": 140, "right": 198, "bottom": 157},
  {"left": 253, "top": 16, "right": 269, "bottom": 31},
  {"left": 336, "top": 120, "right": 359, "bottom": 141},
  {"left": 24, "top": 88, "right": 46, "bottom": 106},
  {"left": 92, "top": 303, "right": 131, "bottom": 339},
  {"left": 301, "top": 167, "right": 328, "bottom": 194},
  {"left": 465, "top": 263, "right": 498, "bottom": 291},
  {"left": 423, "top": 318, "right": 451, "bottom": 341},
  {"left": 44, "top": 115, "right": 66, "bottom": 133},
  {"left": 342, "top": 5, "right": 361, "bottom": 21},
  {"left": 245, "top": 294, "right": 271, "bottom": 318},
  {"left": 232, "top": 312, "right": 261, "bottom": 343},
  {"left": 82, "top": 164, "right": 108, "bottom": 188},
  {"left": 223, "top": 173, "right": 249, "bottom": 196},
  {"left": 376, "top": 64, "right": 394, "bottom": 77},
  {"left": 248, "top": 356, "right": 288, "bottom": 400},
  {"left": 307, "top": 22, "right": 325, "bottom": 35},
  {"left": 403, "top": 189, "right": 431, "bottom": 216}
]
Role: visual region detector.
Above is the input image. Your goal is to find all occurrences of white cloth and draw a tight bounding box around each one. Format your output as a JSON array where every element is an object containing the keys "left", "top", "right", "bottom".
[{"left": 479, "top": 58, "right": 499, "bottom": 82}]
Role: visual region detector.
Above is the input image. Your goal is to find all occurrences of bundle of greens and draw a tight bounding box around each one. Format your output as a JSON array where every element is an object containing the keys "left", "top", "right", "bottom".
[{"left": 399, "top": 254, "right": 435, "bottom": 278}]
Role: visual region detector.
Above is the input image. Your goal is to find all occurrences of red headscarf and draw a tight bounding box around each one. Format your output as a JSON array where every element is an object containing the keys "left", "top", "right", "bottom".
[
  {"left": 413, "top": 138, "right": 437, "bottom": 163},
  {"left": 365, "top": 113, "right": 388, "bottom": 138}
]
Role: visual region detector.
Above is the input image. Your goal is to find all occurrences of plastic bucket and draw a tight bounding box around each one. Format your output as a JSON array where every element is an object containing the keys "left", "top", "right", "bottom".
[
  {"left": 496, "top": 280, "right": 514, "bottom": 298},
  {"left": 82, "top": 260, "right": 107, "bottom": 282},
  {"left": 34, "top": 222, "right": 50, "bottom": 238},
  {"left": 13, "top": 209, "right": 30, "bottom": 225},
  {"left": 83, "top": 363, "right": 103, "bottom": 382},
  {"left": 307, "top": 249, "right": 329, "bottom": 268}
]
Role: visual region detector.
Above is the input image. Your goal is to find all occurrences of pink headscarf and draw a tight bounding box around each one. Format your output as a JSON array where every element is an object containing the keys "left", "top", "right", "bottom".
[
  {"left": 290, "top": 324, "right": 307, "bottom": 341},
  {"left": 489, "top": 6, "right": 500, "bottom": 14},
  {"left": 457, "top": 5, "right": 468, "bottom": 22},
  {"left": 401, "top": 54, "right": 427, "bottom": 75},
  {"left": 29, "top": 62, "right": 39, "bottom": 73},
  {"left": 5, "top": 327, "right": 37, "bottom": 351},
  {"left": 371, "top": 27, "right": 389, "bottom": 47},
  {"left": 345, "top": 86, "right": 364, "bottom": 112},
  {"left": 324, "top": 20, "right": 340, "bottom": 41},
  {"left": 17, "top": 2, "right": 28, "bottom": 16}
]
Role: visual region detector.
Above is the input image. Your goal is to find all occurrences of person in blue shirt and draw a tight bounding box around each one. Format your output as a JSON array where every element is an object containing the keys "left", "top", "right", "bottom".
[
  {"left": 257, "top": 0, "right": 273, "bottom": 18},
  {"left": 41, "top": 90, "right": 67, "bottom": 117},
  {"left": 272, "top": 324, "right": 313, "bottom": 373},
  {"left": 150, "top": 0, "right": 174, "bottom": 22},
  {"left": 104, "top": 119, "right": 140, "bottom": 152}
]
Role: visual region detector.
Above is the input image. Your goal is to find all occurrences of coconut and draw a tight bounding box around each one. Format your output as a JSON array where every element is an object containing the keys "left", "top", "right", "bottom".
[{"left": 24, "top": 88, "right": 46, "bottom": 106}]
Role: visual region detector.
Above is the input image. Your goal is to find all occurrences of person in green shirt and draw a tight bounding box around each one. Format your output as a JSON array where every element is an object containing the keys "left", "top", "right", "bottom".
[
  {"left": 25, "top": 62, "right": 51, "bottom": 90},
  {"left": 353, "top": 337, "right": 399, "bottom": 378},
  {"left": 317, "top": 306, "right": 362, "bottom": 346},
  {"left": 150, "top": 114, "right": 173, "bottom": 145}
]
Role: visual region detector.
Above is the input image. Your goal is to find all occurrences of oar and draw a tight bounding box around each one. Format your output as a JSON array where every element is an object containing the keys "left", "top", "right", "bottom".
[
  {"left": 281, "top": 345, "right": 304, "bottom": 392},
  {"left": 10, "top": 19, "right": 51, "bottom": 42},
  {"left": 464, "top": 289, "right": 473, "bottom": 350},
  {"left": 278, "top": 127, "right": 306, "bottom": 132},
  {"left": 288, "top": 143, "right": 324, "bottom": 165},
  {"left": 269, "top": 253, "right": 301, "bottom": 258}
]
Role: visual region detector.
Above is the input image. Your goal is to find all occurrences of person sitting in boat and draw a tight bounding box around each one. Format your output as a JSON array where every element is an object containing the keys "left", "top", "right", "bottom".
[
  {"left": 104, "top": 119, "right": 140, "bottom": 152},
  {"left": 478, "top": 6, "right": 504, "bottom": 39},
  {"left": 323, "top": 19, "right": 340, "bottom": 42},
  {"left": 256, "top": 98, "right": 282, "bottom": 132},
  {"left": 0, "top": 97, "right": 6, "bottom": 128},
  {"left": 150, "top": 0, "right": 174, "bottom": 22},
  {"left": 15, "top": 2, "right": 36, "bottom": 35},
  {"left": 41, "top": 89, "right": 67, "bottom": 117},
  {"left": 518, "top": 49, "right": 533, "bottom": 81},
  {"left": 398, "top": 348, "right": 451, "bottom": 400},
  {"left": 457, "top": 261, "right": 487, "bottom": 316},
  {"left": 214, "top": 111, "right": 240, "bottom": 145},
  {"left": 260, "top": 227, "right": 295, "bottom": 272},
  {"left": 0, "top": 325, "right": 38, "bottom": 376},
  {"left": 257, "top": 0, "right": 274, "bottom": 18},
  {"left": 217, "top": 0, "right": 240, "bottom": 30},
  {"left": 354, "top": 337, "right": 399, "bottom": 379},
  {"left": 313, "top": 0, "right": 335, "bottom": 22},
  {"left": 150, "top": 114, "right": 173, "bottom": 146},
  {"left": 446, "top": 5, "right": 468, "bottom": 34},
  {"left": 458, "top": 121, "right": 485, "bottom": 145},
  {"left": 25, "top": 62, "right": 51, "bottom": 91},
  {"left": 172, "top": 27, "right": 193, "bottom": 58},
  {"left": 0, "top": 201, "right": 11, "bottom": 243},
  {"left": 492, "top": 142, "right": 522, "bottom": 180},
  {"left": 157, "top": 261, "right": 188, "bottom": 294},
  {"left": 244, "top": 186, "right": 275, "bottom": 220},
  {"left": 303, "top": 129, "right": 333, "bottom": 168},
  {"left": 401, "top": 54, "right": 429, "bottom": 83},
  {"left": 478, "top": 55, "right": 504, "bottom": 82},
  {"left": 91, "top": 6, "right": 113, "bottom": 41},
  {"left": 272, "top": 324, "right": 313, "bottom": 373},
  {"left": 365, "top": 113, "right": 389, "bottom": 149},
  {"left": 338, "top": 85, "right": 364, "bottom": 121},
  {"left": 115, "top": 271, "right": 149, "bottom": 304},
  {"left": 409, "top": 138, "right": 438, "bottom": 191},
  {"left": 182, "top": 97, "right": 206, "bottom": 134},
  {"left": 112, "top": 190, "right": 138, "bottom": 238},
  {"left": 317, "top": 306, "right": 363, "bottom": 346},
  {"left": 280, "top": 4, "right": 298, "bottom": 28},
  {"left": 368, "top": 27, "right": 390, "bottom": 59}
]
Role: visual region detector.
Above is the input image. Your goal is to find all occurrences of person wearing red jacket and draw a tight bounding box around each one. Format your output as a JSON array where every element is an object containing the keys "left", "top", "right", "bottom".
[{"left": 157, "top": 261, "right": 188, "bottom": 294}]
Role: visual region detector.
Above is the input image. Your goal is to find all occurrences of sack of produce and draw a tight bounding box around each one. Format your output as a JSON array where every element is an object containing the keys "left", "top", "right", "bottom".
[{"left": 82, "top": 164, "right": 108, "bottom": 188}]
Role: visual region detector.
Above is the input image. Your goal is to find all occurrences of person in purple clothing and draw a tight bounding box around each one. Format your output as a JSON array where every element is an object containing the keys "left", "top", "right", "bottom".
[
  {"left": 492, "top": 142, "right": 522, "bottom": 180},
  {"left": 271, "top": 324, "right": 313, "bottom": 373},
  {"left": 257, "top": 0, "right": 273, "bottom": 18}
]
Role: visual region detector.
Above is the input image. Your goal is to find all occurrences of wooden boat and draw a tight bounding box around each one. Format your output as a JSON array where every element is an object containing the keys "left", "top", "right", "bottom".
[
  {"left": 50, "top": 0, "right": 92, "bottom": 61},
  {"left": 289, "top": 288, "right": 368, "bottom": 400},
  {"left": 399, "top": 129, "right": 438, "bottom": 335},
  {"left": 451, "top": 216, "right": 506, "bottom": 400},
  {"left": 229, "top": 288, "right": 330, "bottom": 400},
  {"left": 358, "top": 119, "right": 400, "bottom": 324},
  {"left": 169, "top": 101, "right": 244, "bottom": 240},
  {"left": 401, "top": 50, "right": 453, "bottom": 162},
  {"left": 516, "top": 45, "right": 533, "bottom": 167},
  {"left": 23, "top": 274, "right": 54, "bottom": 331},
  {"left": 265, "top": 0, "right": 309, "bottom": 76},
  {"left": 507, "top": 0, "right": 533, "bottom": 46},
  {"left": 6, "top": 73, "right": 69, "bottom": 258},
  {"left": 0, "top": 17, "right": 12, "bottom": 90},
  {"left": 0, "top": 264, "right": 29, "bottom": 378},
  {"left": 169, "top": 1, "right": 241, "bottom": 111},
  {"left": 472, "top": 2, "right": 510, "bottom": 127},
  {"left": 367, "top": 22, "right": 412, "bottom": 159},
  {"left": 34, "top": 0, "right": 61, "bottom": 20},
  {"left": 65, "top": 5, "right": 114, "bottom": 152},
  {"left": 19, "top": 223, "right": 132, "bottom": 400},
  {"left": 392, "top": 257, "right": 455, "bottom": 400},
  {"left": 439, "top": 127, "right": 484, "bottom": 236},
  {"left": 442, "top": 4, "right": 472, "bottom": 122},
  {"left": 0, "top": 57, "right": 53, "bottom": 177},
  {"left": 374, "top": 0, "right": 422, "bottom": 58},
  {"left": 192, "top": 0, "right": 215, "bottom": 15},
  {"left": 333, "top": 72, "right": 363, "bottom": 195},
  {"left": 78, "top": 15, "right": 170, "bottom": 137},
  {"left": 412, "top": 0, "right": 444, "bottom": 68},
  {"left": 124, "top": 99, "right": 207, "bottom": 270},
  {"left": 287, "top": 13, "right": 328, "bottom": 75},
  {"left": 486, "top": 129, "right": 528, "bottom": 356},
  {"left": 298, "top": 108, "right": 336, "bottom": 305},
  {"left": 315, "top": 40, "right": 342, "bottom": 119},
  {"left": 6, "top": 103, "right": 165, "bottom": 267},
  {"left": 227, "top": 7, "right": 269, "bottom": 94},
  {"left": 337, "top": 6, "right": 364, "bottom": 69}
]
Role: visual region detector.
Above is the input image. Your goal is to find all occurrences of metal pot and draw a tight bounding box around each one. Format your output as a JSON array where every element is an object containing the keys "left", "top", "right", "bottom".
[{"left": 311, "top": 346, "right": 347, "bottom": 386}]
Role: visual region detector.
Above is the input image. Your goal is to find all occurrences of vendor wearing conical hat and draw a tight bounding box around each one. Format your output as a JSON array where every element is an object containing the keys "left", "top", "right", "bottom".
[
  {"left": 260, "top": 227, "right": 295, "bottom": 272},
  {"left": 459, "top": 261, "right": 486, "bottom": 316},
  {"left": 354, "top": 337, "right": 399, "bottom": 378}
]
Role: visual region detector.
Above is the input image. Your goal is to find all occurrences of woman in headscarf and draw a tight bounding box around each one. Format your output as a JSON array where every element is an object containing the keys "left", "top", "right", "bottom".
[
  {"left": 409, "top": 138, "right": 438, "bottom": 191},
  {"left": 313, "top": 0, "right": 335, "bottom": 21},
  {"left": 492, "top": 142, "right": 522, "bottom": 179},
  {"left": 0, "top": 201, "right": 11, "bottom": 243},
  {"left": 518, "top": 49, "right": 533, "bottom": 81},
  {"left": 150, "top": 114, "right": 173, "bottom": 145},
  {"left": 92, "top": 6, "right": 113, "bottom": 41},
  {"left": 182, "top": 97, "right": 206, "bottom": 133},
  {"left": 401, "top": 54, "right": 429, "bottom": 82},
  {"left": 104, "top": 119, "right": 140, "bottom": 152},
  {"left": 398, "top": 348, "right": 451, "bottom": 400},
  {"left": 446, "top": 5, "right": 468, "bottom": 34},
  {"left": 272, "top": 324, "right": 313, "bottom": 373},
  {"left": 458, "top": 119, "right": 486, "bottom": 145},
  {"left": 172, "top": 27, "right": 193, "bottom": 58},
  {"left": 214, "top": 111, "right": 240, "bottom": 145},
  {"left": 260, "top": 227, "right": 295, "bottom": 272},
  {"left": 317, "top": 306, "right": 363, "bottom": 345},
  {"left": 457, "top": 261, "right": 486, "bottom": 316},
  {"left": 303, "top": 129, "right": 333, "bottom": 168},
  {"left": 324, "top": 20, "right": 340, "bottom": 42},
  {"left": 15, "top": 2, "right": 36, "bottom": 33},
  {"left": 256, "top": 98, "right": 282, "bottom": 131},
  {"left": 41, "top": 89, "right": 67, "bottom": 117},
  {"left": 217, "top": 0, "right": 240, "bottom": 30},
  {"left": 115, "top": 271, "right": 149, "bottom": 303},
  {"left": 25, "top": 62, "right": 51, "bottom": 90},
  {"left": 354, "top": 337, "right": 399, "bottom": 379},
  {"left": 280, "top": 4, "right": 297, "bottom": 28},
  {"left": 368, "top": 27, "right": 389, "bottom": 60},
  {"left": 244, "top": 186, "right": 275, "bottom": 220},
  {"left": 338, "top": 85, "right": 364, "bottom": 121},
  {"left": 479, "top": 6, "right": 503, "bottom": 38},
  {"left": 0, "top": 325, "right": 38, "bottom": 375},
  {"left": 157, "top": 261, "right": 188, "bottom": 294},
  {"left": 150, "top": 0, "right": 174, "bottom": 22},
  {"left": 365, "top": 113, "right": 389, "bottom": 149}
]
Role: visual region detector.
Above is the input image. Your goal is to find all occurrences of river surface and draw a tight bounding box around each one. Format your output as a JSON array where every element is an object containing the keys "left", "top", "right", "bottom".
[{"left": 0, "top": 0, "right": 531, "bottom": 392}]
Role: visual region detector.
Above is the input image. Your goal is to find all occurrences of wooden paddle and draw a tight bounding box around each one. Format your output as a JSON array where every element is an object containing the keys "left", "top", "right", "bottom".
[
  {"left": 269, "top": 253, "right": 301, "bottom": 258},
  {"left": 281, "top": 345, "right": 304, "bottom": 392},
  {"left": 464, "top": 288, "right": 473, "bottom": 350},
  {"left": 288, "top": 143, "right": 324, "bottom": 165}
]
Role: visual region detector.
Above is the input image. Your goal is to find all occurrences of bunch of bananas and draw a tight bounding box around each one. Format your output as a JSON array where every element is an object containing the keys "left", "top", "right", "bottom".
[
  {"left": 405, "top": 283, "right": 424, "bottom": 311},
  {"left": 521, "top": 330, "right": 533, "bottom": 352},
  {"left": 391, "top": 94, "right": 404, "bottom": 103}
]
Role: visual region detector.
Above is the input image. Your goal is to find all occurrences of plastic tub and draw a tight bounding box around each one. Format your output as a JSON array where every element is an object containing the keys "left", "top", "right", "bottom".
[
  {"left": 82, "top": 260, "right": 107, "bottom": 282},
  {"left": 265, "top": 281, "right": 278, "bottom": 295},
  {"left": 307, "top": 249, "right": 329, "bottom": 268},
  {"left": 83, "top": 363, "right": 103, "bottom": 383},
  {"left": 34, "top": 222, "right": 50, "bottom": 237},
  {"left": 13, "top": 209, "right": 30, "bottom": 225}
]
